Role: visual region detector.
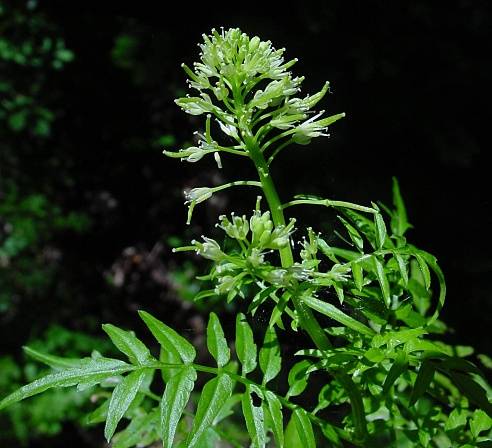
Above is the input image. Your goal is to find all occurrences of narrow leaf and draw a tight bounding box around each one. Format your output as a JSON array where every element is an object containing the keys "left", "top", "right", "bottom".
[
  {"left": 186, "top": 374, "right": 233, "bottom": 447},
  {"left": 391, "top": 177, "right": 411, "bottom": 236},
  {"left": 161, "top": 366, "right": 197, "bottom": 448},
  {"left": 112, "top": 409, "right": 159, "bottom": 448},
  {"left": 374, "top": 256, "right": 391, "bottom": 308},
  {"left": 105, "top": 369, "right": 147, "bottom": 441},
  {"left": 287, "top": 360, "right": 311, "bottom": 398},
  {"left": 338, "top": 216, "right": 364, "bottom": 252},
  {"left": 394, "top": 253, "right": 408, "bottom": 287},
  {"left": 207, "top": 312, "right": 230, "bottom": 368},
  {"left": 235, "top": 313, "right": 257, "bottom": 375},
  {"left": 414, "top": 253, "right": 431, "bottom": 290},
  {"left": 409, "top": 359, "right": 435, "bottom": 406},
  {"left": 374, "top": 213, "right": 387, "bottom": 249},
  {"left": 265, "top": 390, "right": 284, "bottom": 448},
  {"left": 336, "top": 373, "right": 368, "bottom": 441},
  {"left": 102, "top": 324, "right": 152, "bottom": 365},
  {"left": 351, "top": 260, "right": 364, "bottom": 291},
  {"left": 242, "top": 385, "right": 266, "bottom": 448},
  {"left": 383, "top": 351, "right": 408, "bottom": 394},
  {"left": 302, "top": 295, "right": 375, "bottom": 336},
  {"left": 138, "top": 310, "right": 196, "bottom": 364},
  {"left": 0, "top": 357, "right": 132, "bottom": 410},
  {"left": 292, "top": 408, "right": 315, "bottom": 448},
  {"left": 259, "top": 327, "right": 281, "bottom": 385},
  {"left": 449, "top": 372, "right": 492, "bottom": 417},
  {"left": 23, "top": 346, "right": 87, "bottom": 370}
]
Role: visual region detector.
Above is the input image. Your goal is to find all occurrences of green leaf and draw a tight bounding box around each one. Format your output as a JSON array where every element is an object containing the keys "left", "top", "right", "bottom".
[
  {"left": 161, "top": 366, "right": 197, "bottom": 448},
  {"left": 105, "top": 369, "right": 147, "bottom": 441},
  {"left": 351, "top": 260, "right": 364, "bottom": 291},
  {"left": 383, "top": 351, "right": 408, "bottom": 394},
  {"left": 292, "top": 408, "right": 315, "bottom": 448},
  {"left": 259, "top": 327, "right": 281, "bottom": 385},
  {"left": 242, "top": 385, "right": 266, "bottom": 448},
  {"left": 373, "top": 256, "right": 391, "bottom": 308},
  {"left": 414, "top": 253, "right": 431, "bottom": 290},
  {"left": 409, "top": 359, "right": 435, "bottom": 406},
  {"left": 302, "top": 295, "right": 375, "bottom": 336},
  {"left": 449, "top": 372, "right": 492, "bottom": 417},
  {"left": 86, "top": 399, "right": 110, "bottom": 424},
  {"left": 23, "top": 346, "right": 87, "bottom": 370},
  {"left": 265, "top": 390, "right": 284, "bottom": 448},
  {"left": 394, "top": 253, "right": 408, "bottom": 287},
  {"left": 207, "top": 312, "right": 230, "bottom": 368},
  {"left": 336, "top": 373, "right": 368, "bottom": 441},
  {"left": 139, "top": 310, "right": 196, "bottom": 364},
  {"left": 338, "top": 216, "right": 364, "bottom": 252},
  {"left": 235, "top": 313, "right": 257, "bottom": 375},
  {"left": 470, "top": 409, "right": 492, "bottom": 438},
  {"left": 112, "top": 409, "right": 159, "bottom": 448},
  {"left": 391, "top": 177, "right": 411, "bottom": 237},
  {"left": 102, "top": 323, "right": 152, "bottom": 365},
  {"left": 287, "top": 360, "right": 311, "bottom": 398},
  {"left": 444, "top": 408, "right": 468, "bottom": 432},
  {"left": 0, "top": 357, "right": 132, "bottom": 410},
  {"left": 186, "top": 374, "right": 233, "bottom": 447},
  {"left": 374, "top": 213, "right": 387, "bottom": 249}
]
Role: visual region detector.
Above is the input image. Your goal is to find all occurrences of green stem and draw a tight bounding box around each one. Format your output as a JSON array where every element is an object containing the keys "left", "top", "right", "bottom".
[{"left": 245, "top": 136, "right": 332, "bottom": 351}]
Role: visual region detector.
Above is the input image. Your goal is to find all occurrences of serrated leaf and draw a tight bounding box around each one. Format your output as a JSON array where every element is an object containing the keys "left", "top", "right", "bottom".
[
  {"left": 287, "top": 360, "right": 311, "bottom": 398},
  {"left": 259, "top": 327, "right": 281, "bottom": 385},
  {"left": 105, "top": 369, "right": 147, "bottom": 441},
  {"left": 186, "top": 374, "right": 233, "bottom": 447},
  {"left": 409, "top": 359, "right": 435, "bottom": 406},
  {"left": 139, "top": 310, "right": 196, "bottom": 364},
  {"left": 351, "top": 260, "right": 364, "bottom": 291},
  {"left": 242, "top": 385, "right": 266, "bottom": 448},
  {"left": 161, "top": 366, "right": 197, "bottom": 448},
  {"left": 207, "top": 312, "right": 230, "bottom": 368},
  {"left": 102, "top": 324, "right": 152, "bottom": 365},
  {"left": 373, "top": 256, "right": 391, "bottom": 308},
  {"left": 470, "top": 409, "right": 492, "bottom": 438},
  {"left": 265, "top": 391, "right": 283, "bottom": 447},
  {"left": 374, "top": 213, "right": 387, "bottom": 249},
  {"left": 23, "top": 346, "right": 88, "bottom": 370},
  {"left": 302, "top": 295, "right": 375, "bottom": 336},
  {"left": 0, "top": 357, "right": 132, "bottom": 410},
  {"left": 235, "top": 313, "right": 257, "bottom": 375},
  {"left": 292, "top": 408, "right": 315, "bottom": 448},
  {"left": 383, "top": 351, "right": 408, "bottom": 394}
]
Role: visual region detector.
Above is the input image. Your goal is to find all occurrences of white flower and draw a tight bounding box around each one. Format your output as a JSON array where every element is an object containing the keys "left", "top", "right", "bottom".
[{"left": 184, "top": 187, "right": 213, "bottom": 204}]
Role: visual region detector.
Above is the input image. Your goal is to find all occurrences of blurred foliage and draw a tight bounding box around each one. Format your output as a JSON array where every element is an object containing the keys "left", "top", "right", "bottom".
[{"left": 0, "top": 325, "right": 111, "bottom": 444}]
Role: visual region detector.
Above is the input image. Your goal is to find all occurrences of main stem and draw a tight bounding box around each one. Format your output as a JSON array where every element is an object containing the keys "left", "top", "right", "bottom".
[{"left": 245, "top": 136, "right": 331, "bottom": 350}]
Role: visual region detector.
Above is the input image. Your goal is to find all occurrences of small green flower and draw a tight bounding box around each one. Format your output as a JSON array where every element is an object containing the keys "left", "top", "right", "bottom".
[
  {"left": 192, "top": 236, "right": 224, "bottom": 261},
  {"left": 218, "top": 214, "right": 249, "bottom": 240}
]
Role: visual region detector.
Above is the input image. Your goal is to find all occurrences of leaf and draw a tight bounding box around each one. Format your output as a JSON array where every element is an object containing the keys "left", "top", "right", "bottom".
[
  {"left": 139, "top": 310, "right": 196, "bottom": 364},
  {"left": 287, "top": 360, "right": 311, "bottom": 398},
  {"left": 105, "top": 369, "right": 147, "bottom": 441},
  {"left": 409, "top": 359, "right": 435, "bottom": 406},
  {"left": 292, "top": 408, "right": 315, "bottom": 448},
  {"left": 207, "top": 312, "right": 230, "bottom": 368},
  {"left": 265, "top": 391, "right": 284, "bottom": 448},
  {"left": 161, "top": 366, "right": 197, "bottom": 448},
  {"left": 338, "top": 216, "right": 364, "bottom": 252},
  {"left": 242, "top": 385, "right": 266, "bottom": 448},
  {"left": 414, "top": 253, "right": 431, "bottom": 290},
  {"left": 336, "top": 373, "right": 368, "bottom": 441},
  {"left": 23, "top": 346, "right": 88, "bottom": 370},
  {"left": 86, "top": 399, "right": 110, "bottom": 424},
  {"left": 394, "top": 253, "right": 408, "bottom": 287},
  {"left": 112, "top": 409, "right": 159, "bottom": 448},
  {"left": 0, "top": 357, "right": 132, "bottom": 410},
  {"left": 235, "top": 313, "right": 257, "bottom": 375},
  {"left": 374, "top": 213, "right": 387, "bottom": 249},
  {"left": 391, "top": 177, "right": 411, "bottom": 237},
  {"left": 186, "top": 374, "right": 233, "bottom": 447},
  {"left": 449, "top": 372, "right": 492, "bottom": 417},
  {"left": 351, "top": 260, "right": 364, "bottom": 291},
  {"left": 302, "top": 295, "right": 375, "bottom": 336},
  {"left": 259, "top": 327, "right": 281, "bottom": 385},
  {"left": 102, "top": 324, "right": 152, "bottom": 365},
  {"left": 383, "top": 351, "right": 408, "bottom": 394},
  {"left": 373, "top": 256, "right": 391, "bottom": 308},
  {"left": 470, "top": 409, "right": 492, "bottom": 438}
]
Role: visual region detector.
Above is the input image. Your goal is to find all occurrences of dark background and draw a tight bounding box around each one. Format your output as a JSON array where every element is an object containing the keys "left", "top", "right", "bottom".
[{"left": 1, "top": 1, "right": 491, "bottom": 446}]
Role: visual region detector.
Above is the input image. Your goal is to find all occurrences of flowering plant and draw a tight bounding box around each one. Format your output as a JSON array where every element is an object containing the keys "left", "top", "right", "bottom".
[{"left": 1, "top": 28, "right": 491, "bottom": 447}]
